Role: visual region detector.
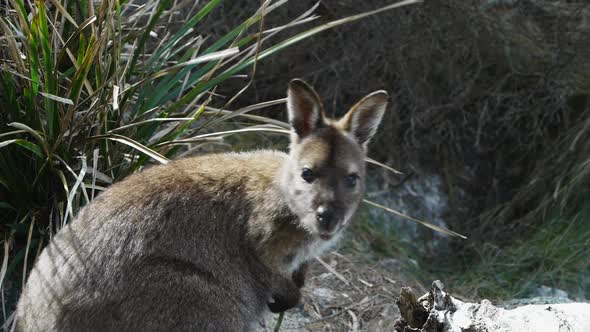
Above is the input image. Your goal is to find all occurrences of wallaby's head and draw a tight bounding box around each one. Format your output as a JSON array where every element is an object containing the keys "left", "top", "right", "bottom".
[{"left": 281, "top": 79, "right": 388, "bottom": 241}]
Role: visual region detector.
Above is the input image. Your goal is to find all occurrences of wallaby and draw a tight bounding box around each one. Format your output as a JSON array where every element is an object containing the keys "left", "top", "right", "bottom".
[{"left": 15, "top": 79, "right": 388, "bottom": 331}]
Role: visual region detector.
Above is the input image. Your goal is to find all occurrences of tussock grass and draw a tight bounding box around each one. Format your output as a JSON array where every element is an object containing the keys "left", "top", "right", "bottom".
[
  {"left": 449, "top": 107, "right": 590, "bottom": 300},
  {"left": 0, "top": 0, "right": 424, "bottom": 325},
  {"left": 452, "top": 196, "right": 590, "bottom": 300}
]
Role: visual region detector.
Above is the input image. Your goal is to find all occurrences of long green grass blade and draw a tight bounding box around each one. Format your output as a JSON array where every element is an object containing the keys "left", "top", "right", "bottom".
[
  {"left": 0, "top": 140, "right": 17, "bottom": 149},
  {"left": 149, "top": 0, "right": 222, "bottom": 65},
  {"left": 0, "top": 139, "right": 44, "bottom": 159},
  {"left": 157, "top": 96, "right": 211, "bottom": 145},
  {"left": 125, "top": 47, "right": 240, "bottom": 94},
  {"left": 0, "top": 241, "right": 9, "bottom": 292},
  {"left": 0, "top": 202, "right": 15, "bottom": 210},
  {"left": 7, "top": 122, "right": 49, "bottom": 155},
  {"left": 27, "top": 21, "right": 41, "bottom": 99},
  {"left": 366, "top": 158, "right": 403, "bottom": 175},
  {"left": 126, "top": 0, "right": 172, "bottom": 81},
  {"left": 169, "top": 0, "right": 422, "bottom": 113},
  {"left": 11, "top": 0, "right": 31, "bottom": 33},
  {"left": 92, "top": 134, "right": 170, "bottom": 165},
  {"left": 204, "top": 99, "right": 287, "bottom": 128},
  {"left": 157, "top": 126, "right": 290, "bottom": 147},
  {"left": 363, "top": 199, "right": 467, "bottom": 239},
  {"left": 55, "top": 15, "right": 97, "bottom": 73},
  {"left": 68, "top": 34, "right": 97, "bottom": 105},
  {"left": 36, "top": 0, "right": 59, "bottom": 139},
  {"left": 145, "top": 1, "right": 272, "bottom": 108}
]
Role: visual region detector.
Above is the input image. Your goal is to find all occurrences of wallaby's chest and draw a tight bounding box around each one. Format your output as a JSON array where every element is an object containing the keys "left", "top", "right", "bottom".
[{"left": 284, "top": 232, "right": 342, "bottom": 274}]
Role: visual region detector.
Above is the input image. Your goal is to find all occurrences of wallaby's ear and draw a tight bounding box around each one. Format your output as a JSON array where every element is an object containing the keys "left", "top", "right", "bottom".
[
  {"left": 339, "top": 91, "right": 389, "bottom": 149},
  {"left": 287, "top": 79, "right": 324, "bottom": 139}
]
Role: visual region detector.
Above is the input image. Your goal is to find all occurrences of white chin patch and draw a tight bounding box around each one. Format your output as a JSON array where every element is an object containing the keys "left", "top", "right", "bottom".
[
  {"left": 299, "top": 215, "right": 319, "bottom": 234},
  {"left": 287, "top": 232, "right": 342, "bottom": 274}
]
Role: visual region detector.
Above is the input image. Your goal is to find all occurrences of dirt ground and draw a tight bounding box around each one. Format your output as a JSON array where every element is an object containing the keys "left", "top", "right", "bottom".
[{"left": 259, "top": 250, "right": 426, "bottom": 331}]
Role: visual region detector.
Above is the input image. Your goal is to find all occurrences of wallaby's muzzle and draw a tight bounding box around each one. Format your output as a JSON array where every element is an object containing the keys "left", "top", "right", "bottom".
[{"left": 316, "top": 205, "right": 342, "bottom": 239}]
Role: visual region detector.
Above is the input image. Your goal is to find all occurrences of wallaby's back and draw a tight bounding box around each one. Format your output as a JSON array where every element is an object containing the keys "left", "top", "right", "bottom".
[
  {"left": 15, "top": 78, "right": 390, "bottom": 331},
  {"left": 16, "top": 151, "right": 291, "bottom": 331}
]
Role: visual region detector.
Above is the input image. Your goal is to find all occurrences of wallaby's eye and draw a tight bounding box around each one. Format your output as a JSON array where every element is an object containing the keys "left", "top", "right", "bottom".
[
  {"left": 301, "top": 168, "right": 315, "bottom": 183},
  {"left": 345, "top": 174, "right": 359, "bottom": 188}
]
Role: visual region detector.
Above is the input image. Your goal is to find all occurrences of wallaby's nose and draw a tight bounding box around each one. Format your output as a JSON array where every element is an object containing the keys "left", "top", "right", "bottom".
[{"left": 316, "top": 207, "right": 336, "bottom": 232}]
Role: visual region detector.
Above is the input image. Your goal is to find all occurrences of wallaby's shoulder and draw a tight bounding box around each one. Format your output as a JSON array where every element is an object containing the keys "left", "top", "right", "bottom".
[
  {"left": 104, "top": 150, "right": 287, "bottom": 196},
  {"left": 135, "top": 149, "right": 287, "bottom": 181},
  {"left": 75, "top": 150, "right": 286, "bottom": 227},
  {"left": 173, "top": 149, "right": 288, "bottom": 178}
]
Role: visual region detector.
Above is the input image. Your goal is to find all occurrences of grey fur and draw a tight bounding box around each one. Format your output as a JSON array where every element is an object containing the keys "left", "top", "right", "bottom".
[{"left": 15, "top": 79, "right": 388, "bottom": 331}]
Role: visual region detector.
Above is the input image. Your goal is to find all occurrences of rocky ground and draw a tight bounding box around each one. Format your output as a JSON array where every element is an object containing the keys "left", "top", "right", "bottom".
[
  {"left": 258, "top": 249, "right": 586, "bottom": 331},
  {"left": 394, "top": 281, "right": 590, "bottom": 332},
  {"left": 259, "top": 251, "right": 426, "bottom": 331}
]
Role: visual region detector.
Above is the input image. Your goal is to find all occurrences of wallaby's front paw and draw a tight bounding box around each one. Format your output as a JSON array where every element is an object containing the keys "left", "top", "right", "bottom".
[
  {"left": 292, "top": 262, "right": 309, "bottom": 288},
  {"left": 267, "top": 290, "right": 301, "bottom": 313},
  {"left": 268, "top": 272, "right": 302, "bottom": 313}
]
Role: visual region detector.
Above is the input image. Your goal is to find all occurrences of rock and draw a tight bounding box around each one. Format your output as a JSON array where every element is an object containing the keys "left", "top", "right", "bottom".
[
  {"left": 394, "top": 280, "right": 590, "bottom": 332},
  {"left": 367, "top": 174, "right": 453, "bottom": 254},
  {"left": 311, "top": 287, "right": 337, "bottom": 308},
  {"left": 501, "top": 296, "right": 574, "bottom": 310},
  {"left": 500, "top": 285, "right": 573, "bottom": 309},
  {"left": 533, "top": 285, "right": 570, "bottom": 299}
]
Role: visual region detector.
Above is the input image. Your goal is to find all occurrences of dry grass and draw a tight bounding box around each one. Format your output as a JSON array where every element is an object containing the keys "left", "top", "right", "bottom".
[
  {"left": 261, "top": 250, "right": 426, "bottom": 331},
  {"left": 202, "top": 0, "right": 590, "bottom": 299}
]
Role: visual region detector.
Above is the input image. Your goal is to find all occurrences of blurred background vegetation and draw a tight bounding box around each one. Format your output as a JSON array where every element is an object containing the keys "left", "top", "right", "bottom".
[
  {"left": 1, "top": 0, "right": 589, "bottom": 326},
  {"left": 205, "top": 0, "right": 590, "bottom": 302}
]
